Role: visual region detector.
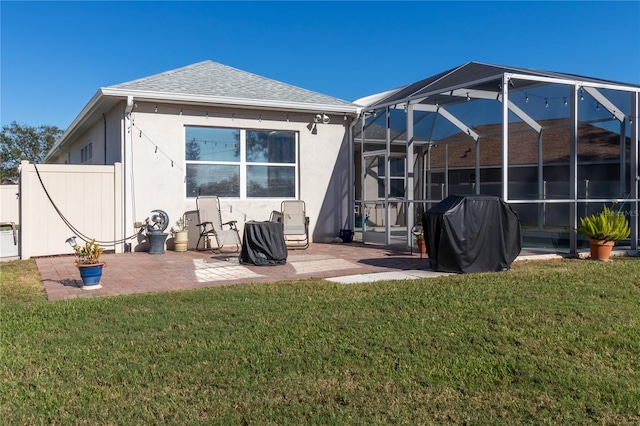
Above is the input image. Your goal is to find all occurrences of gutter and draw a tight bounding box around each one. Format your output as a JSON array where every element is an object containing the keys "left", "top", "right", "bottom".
[
  {"left": 101, "top": 87, "right": 360, "bottom": 115},
  {"left": 43, "top": 87, "right": 360, "bottom": 165}
]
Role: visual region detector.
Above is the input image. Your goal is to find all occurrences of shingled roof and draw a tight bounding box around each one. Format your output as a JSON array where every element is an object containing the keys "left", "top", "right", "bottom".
[{"left": 107, "top": 60, "right": 356, "bottom": 109}]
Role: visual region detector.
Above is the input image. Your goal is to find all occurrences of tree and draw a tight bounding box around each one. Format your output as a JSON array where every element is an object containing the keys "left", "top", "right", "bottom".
[{"left": 0, "top": 122, "right": 63, "bottom": 183}]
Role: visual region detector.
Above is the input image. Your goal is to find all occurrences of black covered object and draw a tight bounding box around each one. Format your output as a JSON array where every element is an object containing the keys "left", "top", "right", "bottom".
[
  {"left": 240, "top": 221, "right": 287, "bottom": 266},
  {"left": 423, "top": 195, "right": 521, "bottom": 273}
]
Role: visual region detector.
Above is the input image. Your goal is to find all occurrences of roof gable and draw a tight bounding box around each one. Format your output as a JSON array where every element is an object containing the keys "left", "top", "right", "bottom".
[{"left": 108, "top": 60, "right": 355, "bottom": 108}]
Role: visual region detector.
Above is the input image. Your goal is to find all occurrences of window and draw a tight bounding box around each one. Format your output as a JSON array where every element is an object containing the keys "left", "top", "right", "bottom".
[
  {"left": 80, "top": 143, "right": 92, "bottom": 163},
  {"left": 378, "top": 156, "right": 405, "bottom": 198},
  {"left": 185, "top": 126, "right": 297, "bottom": 198}
]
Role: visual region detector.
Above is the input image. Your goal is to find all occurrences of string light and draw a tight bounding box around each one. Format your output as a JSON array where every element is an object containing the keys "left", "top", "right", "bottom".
[
  {"left": 525, "top": 93, "right": 529, "bottom": 103},
  {"left": 563, "top": 97, "right": 567, "bottom": 107},
  {"left": 545, "top": 98, "right": 549, "bottom": 108},
  {"left": 129, "top": 102, "right": 354, "bottom": 124},
  {"left": 580, "top": 88, "right": 584, "bottom": 101},
  {"left": 133, "top": 123, "right": 185, "bottom": 174},
  {"left": 466, "top": 93, "right": 471, "bottom": 102}
]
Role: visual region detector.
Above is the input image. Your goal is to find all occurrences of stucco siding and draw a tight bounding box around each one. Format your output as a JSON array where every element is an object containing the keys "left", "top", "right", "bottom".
[
  {"left": 53, "top": 105, "right": 123, "bottom": 166},
  {"left": 126, "top": 103, "right": 350, "bottom": 249}
]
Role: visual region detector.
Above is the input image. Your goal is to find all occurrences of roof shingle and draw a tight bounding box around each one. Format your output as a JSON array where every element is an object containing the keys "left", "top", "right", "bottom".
[{"left": 108, "top": 60, "right": 355, "bottom": 108}]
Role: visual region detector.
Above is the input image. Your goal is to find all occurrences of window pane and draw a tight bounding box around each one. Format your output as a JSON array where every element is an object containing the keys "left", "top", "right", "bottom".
[
  {"left": 389, "top": 179, "right": 405, "bottom": 197},
  {"left": 185, "top": 127, "right": 240, "bottom": 161},
  {"left": 390, "top": 157, "right": 404, "bottom": 177},
  {"left": 247, "top": 165, "right": 295, "bottom": 197},
  {"left": 246, "top": 130, "right": 295, "bottom": 163},
  {"left": 377, "top": 157, "right": 405, "bottom": 177},
  {"left": 186, "top": 164, "right": 240, "bottom": 197},
  {"left": 377, "top": 179, "right": 405, "bottom": 198}
]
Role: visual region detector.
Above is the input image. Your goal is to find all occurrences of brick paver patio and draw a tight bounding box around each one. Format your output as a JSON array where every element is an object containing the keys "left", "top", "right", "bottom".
[{"left": 37, "top": 243, "right": 437, "bottom": 301}]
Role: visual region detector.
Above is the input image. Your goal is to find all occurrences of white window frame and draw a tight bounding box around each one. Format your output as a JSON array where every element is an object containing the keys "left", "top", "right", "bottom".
[
  {"left": 378, "top": 155, "right": 406, "bottom": 199},
  {"left": 185, "top": 126, "right": 299, "bottom": 199}
]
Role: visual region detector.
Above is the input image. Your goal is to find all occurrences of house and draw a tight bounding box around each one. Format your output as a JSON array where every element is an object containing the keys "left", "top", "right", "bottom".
[
  {"left": 39, "top": 60, "right": 639, "bottom": 257},
  {"left": 44, "top": 61, "right": 360, "bottom": 252}
]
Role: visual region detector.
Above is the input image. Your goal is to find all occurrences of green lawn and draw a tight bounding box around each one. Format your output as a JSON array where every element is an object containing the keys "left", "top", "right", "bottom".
[{"left": 1, "top": 258, "right": 640, "bottom": 424}]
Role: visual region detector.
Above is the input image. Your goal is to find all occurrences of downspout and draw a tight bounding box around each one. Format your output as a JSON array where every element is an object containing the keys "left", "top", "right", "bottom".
[
  {"left": 347, "top": 108, "right": 361, "bottom": 232},
  {"left": 56, "top": 146, "right": 70, "bottom": 164},
  {"left": 103, "top": 113, "right": 108, "bottom": 165},
  {"left": 123, "top": 96, "right": 134, "bottom": 253}
]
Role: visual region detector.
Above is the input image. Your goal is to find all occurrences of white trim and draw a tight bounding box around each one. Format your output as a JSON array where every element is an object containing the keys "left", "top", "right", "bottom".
[
  {"left": 412, "top": 104, "right": 480, "bottom": 141},
  {"left": 507, "top": 73, "right": 640, "bottom": 92},
  {"left": 447, "top": 88, "right": 542, "bottom": 133},
  {"left": 101, "top": 87, "right": 359, "bottom": 114},
  {"left": 583, "top": 87, "right": 626, "bottom": 122}
]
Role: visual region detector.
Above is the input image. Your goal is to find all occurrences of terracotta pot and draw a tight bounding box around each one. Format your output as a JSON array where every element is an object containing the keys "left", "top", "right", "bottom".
[
  {"left": 416, "top": 237, "right": 427, "bottom": 254},
  {"left": 589, "top": 239, "right": 614, "bottom": 261}
]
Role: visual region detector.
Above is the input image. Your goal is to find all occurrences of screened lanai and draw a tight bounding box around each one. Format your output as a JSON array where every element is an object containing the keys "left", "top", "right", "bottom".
[{"left": 352, "top": 62, "right": 639, "bottom": 255}]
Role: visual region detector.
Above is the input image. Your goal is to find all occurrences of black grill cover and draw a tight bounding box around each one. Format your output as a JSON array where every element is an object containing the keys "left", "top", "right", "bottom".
[
  {"left": 423, "top": 195, "right": 521, "bottom": 273},
  {"left": 240, "top": 221, "right": 287, "bottom": 266}
]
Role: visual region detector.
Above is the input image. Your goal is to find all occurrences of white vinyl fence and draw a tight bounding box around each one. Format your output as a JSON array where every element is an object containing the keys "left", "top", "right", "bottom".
[
  {"left": 1, "top": 184, "right": 20, "bottom": 224},
  {"left": 19, "top": 161, "right": 124, "bottom": 259}
]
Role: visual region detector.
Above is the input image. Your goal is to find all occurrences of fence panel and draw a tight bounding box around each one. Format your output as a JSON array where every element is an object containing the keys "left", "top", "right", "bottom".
[
  {"left": 0, "top": 185, "right": 20, "bottom": 224},
  {"left": 19, "top": 161, "right": 123, "bottom": 259}
]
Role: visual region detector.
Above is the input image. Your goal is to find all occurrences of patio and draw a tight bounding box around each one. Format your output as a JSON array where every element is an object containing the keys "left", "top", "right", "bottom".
[
  {"left": 36, "top": 242, "right": 566, "bottom": 301},
  {"left": 37, "top": 243, "right": 433, "bottom": 301}
]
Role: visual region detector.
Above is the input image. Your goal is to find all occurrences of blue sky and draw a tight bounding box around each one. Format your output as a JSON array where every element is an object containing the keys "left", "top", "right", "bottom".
[{"left": 2, "top": 1, "right": 639, "bottom": 130}]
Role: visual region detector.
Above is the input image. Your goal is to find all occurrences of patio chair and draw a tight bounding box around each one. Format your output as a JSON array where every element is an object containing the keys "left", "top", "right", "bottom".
[
  {"left": 195, "top": 196, "right": 241, "bottom": 252},
  {"left": 278, "top": 200, "right": 310, "bottom": 249}
]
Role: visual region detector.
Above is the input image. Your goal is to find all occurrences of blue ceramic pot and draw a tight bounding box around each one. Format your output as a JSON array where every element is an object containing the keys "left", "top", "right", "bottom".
[{"left": 78, "top": 263, "right": 104, "bottom": 288}]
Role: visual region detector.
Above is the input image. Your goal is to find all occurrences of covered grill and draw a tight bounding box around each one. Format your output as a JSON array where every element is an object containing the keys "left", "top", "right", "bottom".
[{"left": 423, "top": 195, "right": 522, "bottom": 273}]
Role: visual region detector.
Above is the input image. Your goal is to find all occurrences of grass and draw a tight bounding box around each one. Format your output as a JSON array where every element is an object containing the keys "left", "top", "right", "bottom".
[{"left": 1, "top": 258, "right": 640, "bottom": 424}]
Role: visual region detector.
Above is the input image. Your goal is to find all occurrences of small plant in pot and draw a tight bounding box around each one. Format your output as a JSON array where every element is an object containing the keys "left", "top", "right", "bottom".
[
  {"left": 172, "top": 217, "right": 189, "bottom": 252},
  {"left": 69, "top": 237, "right": 105, "bottom": 290},
  {"left": 577, "top": 205, "right": 630, "bottom": 261}
]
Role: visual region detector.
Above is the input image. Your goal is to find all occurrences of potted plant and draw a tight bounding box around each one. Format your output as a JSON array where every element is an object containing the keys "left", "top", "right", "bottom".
[
  {"left": 411, "top": 226, "right": 427, "bottom": 255},
  {"left": 72, "top": 238, "right": 105, "bottom": 289},
  {"left": 172, "top": 217, "right": 189, "bottom": 252},
  {"left": 577, "top": 205, "right": 630, "bottom": 260}
]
